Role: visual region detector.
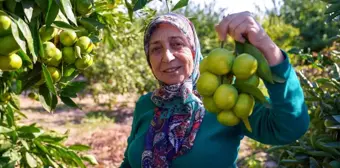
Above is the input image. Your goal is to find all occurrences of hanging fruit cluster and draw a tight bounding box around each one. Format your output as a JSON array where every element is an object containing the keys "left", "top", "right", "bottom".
[
  {"left": 197, "top": 40, "right": 282, "bottom": 132},
  {"left": 0, "top": 10, "right": 22, "bottom": 72},
  {"left": 0, "top": 0, "right": 103, "bottom": 167}
]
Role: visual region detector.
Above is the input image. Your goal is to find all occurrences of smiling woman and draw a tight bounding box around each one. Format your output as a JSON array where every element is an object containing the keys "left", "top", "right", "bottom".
[
  {"left": 148, "top": 23, "right": 194, "bottom": 85},
  {"left": 120, "top": 12, "right": 309, "bottom": 168}
]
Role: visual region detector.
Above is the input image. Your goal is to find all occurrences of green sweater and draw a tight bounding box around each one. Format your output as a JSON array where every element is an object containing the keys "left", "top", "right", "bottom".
[{"left": 120, "top": 52, "right": 310, "bottom": 168}]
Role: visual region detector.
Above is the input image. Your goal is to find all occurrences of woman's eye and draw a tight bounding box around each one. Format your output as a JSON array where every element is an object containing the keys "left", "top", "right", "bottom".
[
  {"left": 151, "top": 46, "right": 161, "bottom": 53},
  {"left": 173, "top": 43, "right": 183, "bottom": 48}
]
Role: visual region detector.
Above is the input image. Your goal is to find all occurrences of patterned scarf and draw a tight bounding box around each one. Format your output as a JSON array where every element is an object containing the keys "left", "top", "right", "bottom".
[{"left": 141, "top": 13, "right": 205, "bottom": 168}]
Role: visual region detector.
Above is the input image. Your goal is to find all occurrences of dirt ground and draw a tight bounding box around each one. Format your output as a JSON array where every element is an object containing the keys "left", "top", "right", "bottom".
[{"left": 18, "top": 94, "right": 276, "bottom": 168}]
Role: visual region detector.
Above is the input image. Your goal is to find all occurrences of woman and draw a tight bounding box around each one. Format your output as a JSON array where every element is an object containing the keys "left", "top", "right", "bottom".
[{"left": 120, "top": 12, "right": 309, "bottom": 168}]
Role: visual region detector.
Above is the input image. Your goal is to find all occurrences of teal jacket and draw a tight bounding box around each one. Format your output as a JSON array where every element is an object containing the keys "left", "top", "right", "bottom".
[{"left": 120, "top": 51, "right": 310, "bottom": 168}]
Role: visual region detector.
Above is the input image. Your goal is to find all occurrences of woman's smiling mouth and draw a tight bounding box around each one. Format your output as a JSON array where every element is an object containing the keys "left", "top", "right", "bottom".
[{"left": 163, "top": 66, "right": 181, "bottom": 73}]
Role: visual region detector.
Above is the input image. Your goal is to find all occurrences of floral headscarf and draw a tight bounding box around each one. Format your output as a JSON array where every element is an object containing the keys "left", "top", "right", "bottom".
[{"left": 141, "top": 13, "right": 205, "bottom": 167}]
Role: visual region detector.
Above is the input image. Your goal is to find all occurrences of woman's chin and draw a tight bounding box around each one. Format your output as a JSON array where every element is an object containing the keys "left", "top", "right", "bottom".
[{"left": 162, "top": 76, "right": 185, "bottom": 85}]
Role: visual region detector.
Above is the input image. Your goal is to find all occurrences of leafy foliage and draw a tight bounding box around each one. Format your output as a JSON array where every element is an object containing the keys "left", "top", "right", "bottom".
[
  {"left": 265, "top": 2, "right": 340, "bottom": 167},
  {"left": 266, "top": 1, "right": 340, "bottom": 163},
  {"left": 0, "top": 0, "right": 110, "bottom": 166},
  {"left": 280, "top": 0, "right": 340, "bottom": 52},
  {"left": 267, "top": 46, "right": 340, "bottom": 167},
  {"left": 181, "top": 2, "right": 229, "bottom": 56},
  {"left": 261, "top": 15, "right": 300, "bottom": 51},
  {"left": 82, "top": 1, "right": 157, "bottom": 106}
]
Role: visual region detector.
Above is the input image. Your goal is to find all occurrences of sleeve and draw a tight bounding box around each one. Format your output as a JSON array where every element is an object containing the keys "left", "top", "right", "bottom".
[
  {"left": 120, "top": 97, "right": 143, "bottom": 168},
  {"left": 240, "top": 50, "right": 310, "bottom": 145}
]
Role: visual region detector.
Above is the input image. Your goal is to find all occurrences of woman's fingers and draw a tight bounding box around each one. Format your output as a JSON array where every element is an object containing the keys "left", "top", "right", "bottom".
[
  {"left": 215, "top": 11, "right": 258, "bottom": 43},
  {"left": 232, "top": 20, "right": 249, "bottom": 43},
  {"left": 229, "top": 17, "right": 249, "bottom": 43},
  {"left": 214, "top": 13, "right": 237, "bottom": 41}
]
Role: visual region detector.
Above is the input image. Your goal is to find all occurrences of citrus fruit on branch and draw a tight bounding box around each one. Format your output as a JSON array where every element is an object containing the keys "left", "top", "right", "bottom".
[{"left": 197, "top": 40, "right": 278, "bottom": 132}]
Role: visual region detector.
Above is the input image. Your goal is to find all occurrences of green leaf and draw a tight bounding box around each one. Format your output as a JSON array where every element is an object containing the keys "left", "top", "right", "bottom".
[
  {"left": 243, "top": 42, "right": 274, "bottom": 84},
  {"left": 59, "top": 69, "right": 79, "bottom": 83},
  {"left": 68, "top": 144, "right": 90, "bottom": 151},
  {"left": 2, "top": 149, "right": 21, "bottom": 165},
  {"left": 0, "top": 126, "right": 13, "bottom": 134},
  {"left": 309, "top": 157, "right": 320, "bottom": 168},
  {"left": 15, "top": 17, "right": 37, "bottom": 62},
  {"left": 51, "top": 93, "right": 58, "bottom": 111},
  {"left": 59, "top": 0, "right": 77, "bottom": 26},
  {"left": 62, "top": 64, "right": 76, "bottom": 77},
  {"left": 25, "top": 152, "right": 37, "bottom": 168},
  {"left": 31, "top": 4, "right": 43, "bottom": 19},
  {"left": 5, "top": 105, "right": 14, "bottom": 127},
  {"left": 39, "top": 84, "right": 57, "bottom": 112},
  {"left": 21, "top": 0, "right": 35, "bottom": 22},
  {"left": 294, "top": 153, "right": 308, "bottom": 160},
  {"left": 33, "top": 140, "right": 50, "bottom": 154},
  {"left": 132, "top": 0, "right": 147, "bottom": 11},
  {"left": 125, "top": 0, "right": 134, "bottom": 21},
  {"left": 41, "top": 64, "right": 56, "bottom": 95},
  {"left": 327, "top": 125, "right": 340, "bottom": 129},
  {"left": 233, "top": 83, "right": 271, "bottom": 107},
  {"left": 324, "top": 141, "right": 340, "bottom": 149},
  {"left": 9, "top": 94, "right": 20, "bottom": 110},
  {"left": 0, "top": 141, "right": 12, "bottom": 153},
  {"left": 266, "top": 145, "right": 288, "bottom": 153},
  {"left": 78, "top": 17, "right": 105, "bottom": 32},
  {"left": 60, "top": 81, "right": 87, "bottom": 98},
  {"left": 280, "top": 159, "right": 305, "bottom": 165},
  {"left": 316, "top": 78, "right": 331, "bottom": 83},
  {"left": 16, "top": 110, "right": 28, "bottom": 119},
  {"left": 21, "top": 65, "right": 42, "bottom": 91},
  {"left": 2, "top": 161, "right": 16, "bottom": 168},
  {"left": 37, "top": 134, "right": 67, "bottom": 143},
  {"left": 234, "top": 41, "right": 245, "bottom": 56},
  {"left": 332, "top": 115, "right": 340, "bottom": 123},
  {"left": 17, "top": 49, "right": 33, "bottom": 69},
  {"left": 29, "top": 17, "right": 41, "bottom": 64},
  {"left": 60, "top": 96, "right": 79, "bottom": 108},
  {"left": 4, "top": 0, "right": 17, "bottom": 13},
  {"left": 17, "top": 125, "right": 40, "bottom": 133},
  {"left": 272, "top": 73, "right": 286, "bottom": 83},
  {"left": 46, "top": 0, "right": 60, "bottom": 26},
  {"left": 46, "top": 155, "right": 59, "bottom": 168},
  {"left": 68, "top": 151, "right": 86, "bottom": 168},
  {"left": 333, "top": 62, "right": 340, "bottom": 80},
  {"left": 52, "top": 21, "right": 78, "bottom": 31},
  {"left": 35, "top": 0, "right": 48, "bottom": 10},
  {"left": 172, "top": 0, "right": 189, "bottom": 11},
  {"left": 10, "top": 19, "right": 27, "bottom": 53},
  {"left": 81, "top": 154, "right": 98, "bottom": 165},
  {"left": 316, "top": 141, "right": 340, "bottom": 156},
  {"left": 325, "top": 3, "right": 340, "bottom": 14},
  {"left": 20, "top": 140, "right": 29, "bottom": 150}
]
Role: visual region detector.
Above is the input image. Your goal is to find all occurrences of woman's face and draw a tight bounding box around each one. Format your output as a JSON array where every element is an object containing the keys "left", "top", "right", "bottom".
[{"left": 148, "top": 24, "right": 194, "bottom": 85}]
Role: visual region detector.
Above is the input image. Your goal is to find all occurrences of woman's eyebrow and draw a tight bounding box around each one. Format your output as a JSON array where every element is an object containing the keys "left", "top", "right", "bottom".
[
  {"left": 150, "top": 40, "right": 160, "bottom": 45},
  {"left": 150, "top": 36, "right": 184, "bottom": 45},
  {"left": 170, "top": 36, "right": 184, "bottom": 41}
]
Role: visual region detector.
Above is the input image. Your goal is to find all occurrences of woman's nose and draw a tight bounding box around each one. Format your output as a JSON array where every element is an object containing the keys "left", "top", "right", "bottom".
[{"left": 162, "top": 49, "right": 175, "bottom": 62}]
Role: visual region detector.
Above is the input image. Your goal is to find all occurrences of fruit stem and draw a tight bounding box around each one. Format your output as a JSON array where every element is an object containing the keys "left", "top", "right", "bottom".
[
  {"left": 227, "top": 74, "right": 233, "bottom": 84},
  {"left": 221, "top": 41, "right": 225, "bottom": 48},
  {"left": 242, "top": 118, "right": 252, "bottom": 133}
]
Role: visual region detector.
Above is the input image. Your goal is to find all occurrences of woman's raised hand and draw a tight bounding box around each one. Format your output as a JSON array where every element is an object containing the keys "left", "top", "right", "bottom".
[{"left": 215, "top": 11, "right": 284, "bottom": 66}]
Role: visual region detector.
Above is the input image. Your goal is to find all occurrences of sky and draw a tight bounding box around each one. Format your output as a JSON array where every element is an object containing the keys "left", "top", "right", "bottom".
[
  {"left": 147, "top": 0, "right": 283, "bottom": 16},
  {"left": 196, "top": 0, "right": 279, "bottom": 14}
]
